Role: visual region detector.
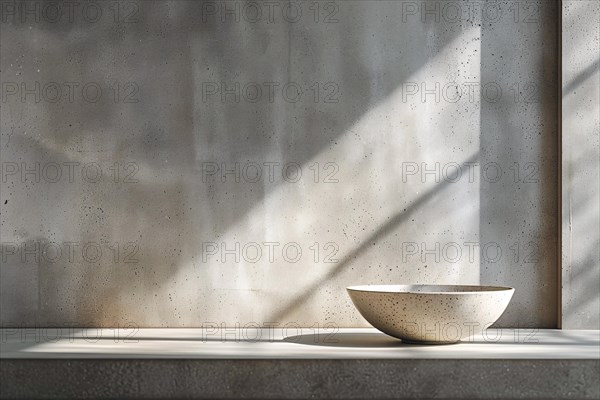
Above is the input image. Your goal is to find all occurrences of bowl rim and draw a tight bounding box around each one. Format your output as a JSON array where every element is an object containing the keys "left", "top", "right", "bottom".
[{"left": 346, "top": 284, "right": 515, "bottom": 295}]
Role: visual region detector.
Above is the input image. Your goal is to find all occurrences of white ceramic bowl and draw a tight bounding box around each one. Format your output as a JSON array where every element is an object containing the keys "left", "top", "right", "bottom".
[{"left": 347, "top": 284, "right": 514, "bottom": 344}]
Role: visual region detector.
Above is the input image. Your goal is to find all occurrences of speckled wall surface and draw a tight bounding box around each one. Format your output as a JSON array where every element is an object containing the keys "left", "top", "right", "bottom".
[
  {"left": 1, "top": 1, "right": 558, "bottom": 328},
  {"left": 562, "top": 0, "right": 600, "bottom": 329}
]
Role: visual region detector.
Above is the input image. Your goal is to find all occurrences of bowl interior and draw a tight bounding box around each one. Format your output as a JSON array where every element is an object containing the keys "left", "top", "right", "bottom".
[{"left": 346, "top": 284, "right": 514, "bottom": 294}]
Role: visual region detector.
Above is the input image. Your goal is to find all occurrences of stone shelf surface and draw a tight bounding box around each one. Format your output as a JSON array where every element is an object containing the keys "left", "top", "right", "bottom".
[
  {"left": 1, "top": 328, "right": 599, "bottom": 399},
  {"left": 1, "top": 328, "right": 598, "bottom": 359}
]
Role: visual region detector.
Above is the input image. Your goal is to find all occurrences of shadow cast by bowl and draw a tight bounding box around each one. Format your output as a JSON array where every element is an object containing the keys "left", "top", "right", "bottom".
[{"left": 283, "top": 332, "right": 459, "bottom": 348}]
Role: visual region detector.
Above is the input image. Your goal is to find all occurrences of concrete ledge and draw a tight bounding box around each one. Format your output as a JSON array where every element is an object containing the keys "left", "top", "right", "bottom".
[
  {"left": 1, "top": 329, "right": 599, "bottom": 399},
  {"left": 2, "top": 359, "right": 599, "bottom": 399},
  {"left": 2, "top": 328, "right": 599, "bottom": 359}
]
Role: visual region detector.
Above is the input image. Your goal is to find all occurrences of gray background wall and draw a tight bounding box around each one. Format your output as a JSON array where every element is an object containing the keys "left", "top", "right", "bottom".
[
  {"left": 0, "top": 0, "right": 567, "bottom": 328},
  {"left": 561, "top": 0, "right": 600, "bottom": 329}
]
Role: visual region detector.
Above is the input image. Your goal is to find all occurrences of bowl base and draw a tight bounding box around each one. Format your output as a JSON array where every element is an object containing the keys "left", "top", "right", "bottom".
[{"left": 400, "top": 339, "right": 460, "bottom": 345}]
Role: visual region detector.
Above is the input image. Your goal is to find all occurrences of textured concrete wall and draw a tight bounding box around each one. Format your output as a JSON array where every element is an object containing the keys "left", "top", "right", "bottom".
[
  {"left": 1, "top": 1, "right": 558, "bottom": 328},
  {"left": 561, "top": 0, "right": 600, "bottom": 329}
]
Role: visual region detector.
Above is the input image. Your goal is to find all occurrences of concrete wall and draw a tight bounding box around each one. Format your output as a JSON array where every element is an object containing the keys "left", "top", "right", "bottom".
[
  {"left": 561, "top": 0, "right": 600, "bottom": 329},
  {"left": 1, "top": 0, "right": 559, "bottom": 328}
]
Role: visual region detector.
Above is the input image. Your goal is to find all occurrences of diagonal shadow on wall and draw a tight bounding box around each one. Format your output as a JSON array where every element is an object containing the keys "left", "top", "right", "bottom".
[
  {"left": 479, "top": 1, "right": 559, "bottom": 328},
  {"left": 269, "top": 153, "right": 479, "bottom": 323}
]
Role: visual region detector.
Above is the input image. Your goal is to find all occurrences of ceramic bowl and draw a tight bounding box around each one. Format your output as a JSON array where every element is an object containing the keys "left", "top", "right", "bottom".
[{"left": 347, "top": 284, "right": 514, "bottom": 344}]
